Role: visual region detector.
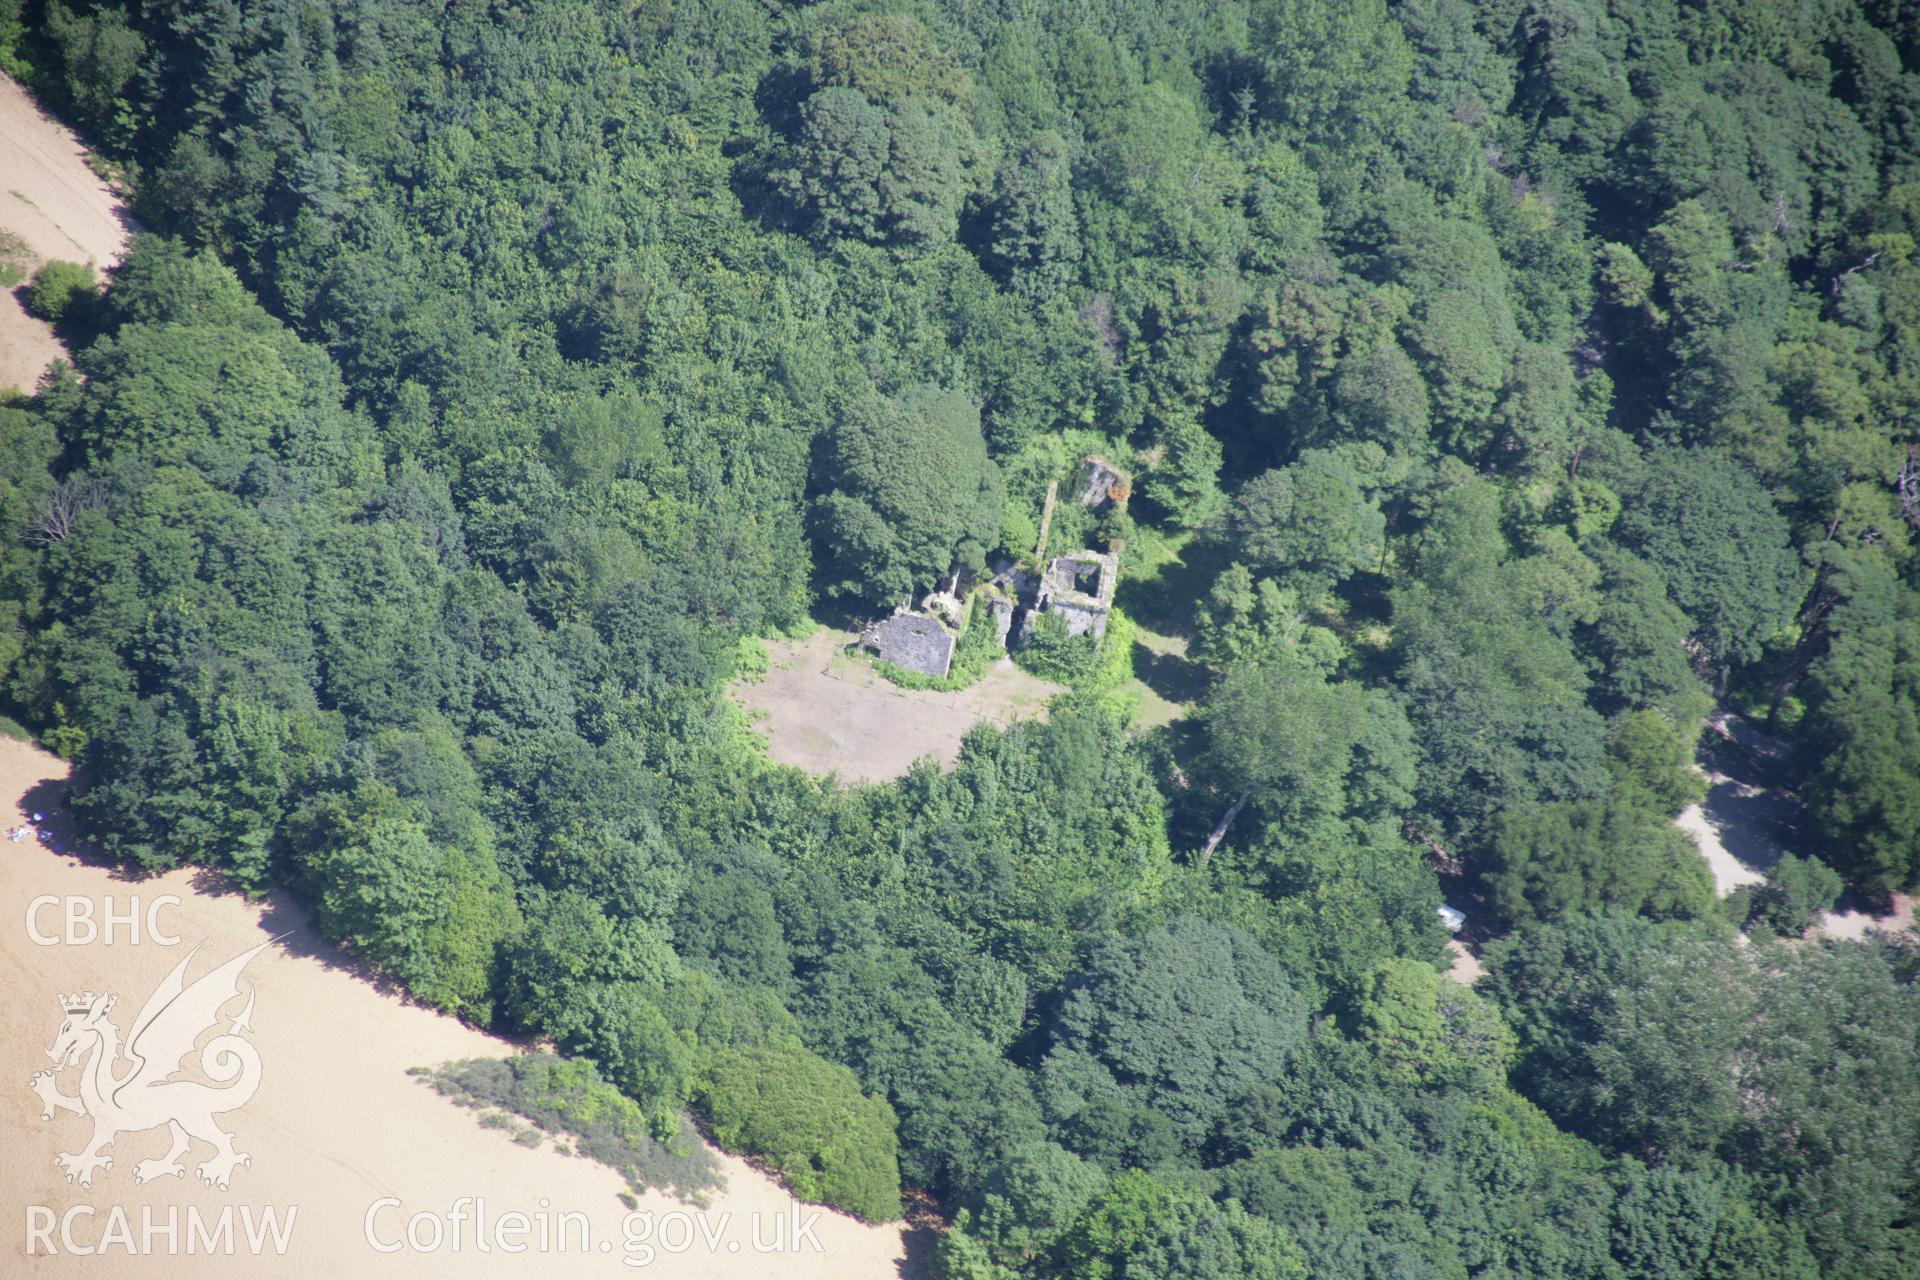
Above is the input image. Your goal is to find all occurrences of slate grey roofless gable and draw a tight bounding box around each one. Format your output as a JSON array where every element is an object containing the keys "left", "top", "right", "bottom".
[
  {"left": 860, "top": 613, "right": 956, "bottom": 679},
  {"left": 1073, "top": 455, "right": 1130, "bottom": 510},
  {"left": 1032, "top": 549, "right": 1118, "bottom": 640}
]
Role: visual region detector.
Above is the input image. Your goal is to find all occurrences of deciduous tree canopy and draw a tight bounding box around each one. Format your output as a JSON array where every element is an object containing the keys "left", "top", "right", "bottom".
[{"left": 3, "top": 0, "right": 1918, "bottom": 1271}]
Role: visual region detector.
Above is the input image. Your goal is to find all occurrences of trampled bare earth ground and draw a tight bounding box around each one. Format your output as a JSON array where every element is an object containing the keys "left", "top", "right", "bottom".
[
  {"left": 734, "top": 628, "right": 1063, "bottom": 783},
  {"left": 0, "top": 737, "right": 911, "bottom": 1278},
  {"left": 1673, "top": 711, "right": 1915, "bottom": 940},
  {"left": 1445, "top": 941, "right": 1483, "bottom": 986},
  {"left": 0, "top": 74, "right": 129, "bottom": 394}
]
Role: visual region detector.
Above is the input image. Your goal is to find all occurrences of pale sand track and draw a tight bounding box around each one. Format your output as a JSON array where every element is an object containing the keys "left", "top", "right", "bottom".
[
  {"left": 0, "top": 737, "right": 912, "bottom": 1277},
  {"left": 0, "top": 73, "right": 130, "bottom": 393}
]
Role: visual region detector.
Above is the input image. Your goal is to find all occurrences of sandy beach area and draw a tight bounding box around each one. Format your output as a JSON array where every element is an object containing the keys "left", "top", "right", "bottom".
[
  {"left": 0, "top": 736, "right": 912, "bottom": 1277},
  {"left": 0, "top": 73, "right": 129, "bottom": 393}
]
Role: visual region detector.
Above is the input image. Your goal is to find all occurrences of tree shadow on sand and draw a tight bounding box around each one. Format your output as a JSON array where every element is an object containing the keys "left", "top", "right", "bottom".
[
  {"left": 13, "top": 774, "right": 544, "bottom": 1031},
  {"left": 14, "top": 775, "right": 137, "bottom": 878},
  {"left": 1693, "top": 736, "right": 1804, "bottom": 879},
  {"left": 895, "top": 1224, "right": 939, "bottom": 1280},
  {"left": 1696, "top": 778, "right": 1796, "bottom": 877}
]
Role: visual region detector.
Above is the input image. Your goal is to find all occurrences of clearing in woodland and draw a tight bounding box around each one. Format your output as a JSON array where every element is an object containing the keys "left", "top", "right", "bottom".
[{"left": 733, "top": 626, "right": 1062, "bottom": 783}]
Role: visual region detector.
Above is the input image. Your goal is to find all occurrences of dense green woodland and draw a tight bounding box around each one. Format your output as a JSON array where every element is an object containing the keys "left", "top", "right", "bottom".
[{"left": 2, "top": 0, "right": 1919, "bottom": 1275}]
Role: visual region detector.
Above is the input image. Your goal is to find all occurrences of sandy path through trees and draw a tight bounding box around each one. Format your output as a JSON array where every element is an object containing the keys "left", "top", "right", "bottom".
[{"left": 0, "top": 737, "right": 912, "bottom": 1277}]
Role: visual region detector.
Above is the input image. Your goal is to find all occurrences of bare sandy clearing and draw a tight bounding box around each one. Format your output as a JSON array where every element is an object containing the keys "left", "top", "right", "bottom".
[
  {"left": 0, "top": 737, "right": 911, "bottom": 1277},
  {"left": 1817, "top": 893, "right": 1916, "bottom": 942},
  {"left": 1675, "top": 713, "right": 1914, "bottom": 941},
  {"left": 734, "top": 627, "right": 1062, "bottom": 783},
  {"left": 1675, "top": 715, "right": 1794, "bottom": 896},
  {"left": 1681, "top": 790, "right": 1766, "bottom": 901},
  {"left": 0, "top": 73, "right": 130, "bottom": 393},
  {"left": 1444, "top": 940, "right": 1483, "bottom": 986}
]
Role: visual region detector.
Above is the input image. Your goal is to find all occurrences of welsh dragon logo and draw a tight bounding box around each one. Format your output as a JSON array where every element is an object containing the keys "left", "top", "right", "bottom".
[{"left": 28, "top": 940, "right": 272, "bottom": 1190}]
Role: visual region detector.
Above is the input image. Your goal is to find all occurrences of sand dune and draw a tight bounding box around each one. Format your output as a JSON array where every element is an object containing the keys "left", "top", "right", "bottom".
[
  {"left": 0, "top": 737, "right": 912, "bottom": 1277},
  {"left": 0, "top": 73, "right": 130, "bottom": 393}
]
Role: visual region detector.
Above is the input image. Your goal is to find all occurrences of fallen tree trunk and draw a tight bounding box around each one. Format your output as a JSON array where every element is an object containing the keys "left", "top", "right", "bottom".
[{"left": 1199, "top": 791, "right": 1250, "bottom": 868}]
